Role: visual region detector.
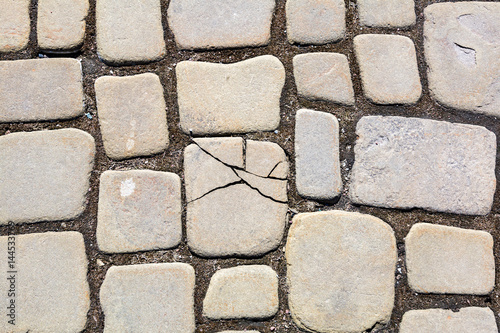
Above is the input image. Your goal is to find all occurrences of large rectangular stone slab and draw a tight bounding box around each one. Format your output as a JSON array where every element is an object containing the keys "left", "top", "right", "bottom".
[
  {"left": 358, "top": 0, "right": 416, "bottom": 28},
  {"left": 0, "top": 0, "right": 30, "bottom": 52}
]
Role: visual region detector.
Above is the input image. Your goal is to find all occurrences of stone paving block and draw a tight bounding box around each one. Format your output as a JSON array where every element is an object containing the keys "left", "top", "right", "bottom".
[
  {"left": 405, "top": 223, "right": 495, "bottom": 295},
  {"left": 203, "top": 265, "right": 279, "bottom": 319},
  {"left": 176, "top": 56, "right": 285, "bottom": 135},
  {"left": 167, "top": 0, "right": 275, "bottom": 50},
  {"left": 0, "top": 232, "right": 89, "bottom": 332},
  {"left": 424, "top": 2, "right": 500, "bottom": 116},
  {"left": 0, "top": 0, "right": 30, "bottom": 52},
  {"left": 349, "top": 116, "right": 496, "bottom": 215},
  {"left": 358, "top": 0, "right": 416, "bottom": 28},
  {"left": 100, "top": 263, "right": 195, "bottom": 333},
  {"left": 293, "top": 52, "right": 354, "bottom": 105},
  {"left": 354, "top": 34, "right": 421, "bottom": 104},
  {"left": 295, "top": 109, "right": 342, "bottom": 200},
  {"left": 97, "top": 170, "right": 182, "bottom": 253},
  {"left": 286, "top": 0, "right": 346, "bottom": 45},
  {"left": 0, "top": 129, "right": 95, "bottom": 224},
  {"left": 95, "top": 73, "right": 169, "bottom": 160},
  {"left": 246, "top": 140, "right": 288, "bottom": 179},
  {"left": 286, "top": 211, "right": 397, "bottom": 333},
  {"left": 0, "top": 58, "right": 84, "bottom": 122},
  {"left": 96, "top": 0, "right": 166, "bottom": 65}
]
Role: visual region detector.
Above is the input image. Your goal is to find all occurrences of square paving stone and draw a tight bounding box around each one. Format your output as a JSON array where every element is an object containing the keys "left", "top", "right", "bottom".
[
  {"left": 358, "top": 0, "right": 416, "bottom": 28},
  {"left": 0, "top": 0, "right": 30, "bottom": 52}
]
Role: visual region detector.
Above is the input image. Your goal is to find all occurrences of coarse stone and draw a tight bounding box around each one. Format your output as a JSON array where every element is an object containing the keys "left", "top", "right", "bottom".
[
  {"left": 358, "top": 0, "right": 416, "bottom": 28},
  {"left": 0, "top": 0, "right": 30, "bottom": 52},
  {"left": 176, "top": 55, "right": 285, "bottom": 135},
  {"left": 218, "top": 331, "right": 260, "bottom": 333},
  {"left": 354, "top": 34, "right": 421, "bottom": 104},
  {"left": 97, "top": 170, "right": 182, "bottom": 253},
  {"left": 295, "top": 109, "right": 342, "bottom": 200},
  {"left": 246, "top": 140, "right": 289, "bottom": 179},
  {"left": 405, "top": 223, "right": 495, "bottom": 295},
  {"left": 100, "top": 263, "right": 195, "bottom": 333},
  {"left": 167, "top": 0, "right": 275, "bottom": 50},
  {"left": 424, "top": 2, "right": 500, "bottom": 116},
  {"left": 349, "top": 116, "right": 497, "bottom": 215},
  {"left": 0, "top": 232, "right": 89, "bottom": 332},
  {"left": 194, "top": 137, "right": 244, "bottom": 168},
  {"left": 95, "top": 73, "right": 169, "bottom": 160},
  {"left": 0, "top": 58, "right": 84, "bottom": 122},
  {"left": 203, "top": 265, "right": 279, "bottom": 319},
  {"left": 286, "top": 211, "right": 397, "bottom": 333},
  {"left": 0, "top": 129, "right": 95, "bottom": 224}
]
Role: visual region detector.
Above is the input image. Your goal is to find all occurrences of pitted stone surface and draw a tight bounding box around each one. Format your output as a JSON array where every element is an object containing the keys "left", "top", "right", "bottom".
[
  {"left": 0, "top": 0, "right": 30, "bottom": 52},
  {"left": 0, "top": 232, "right": 89, "bottom": 332},
  {"left": 354, "top": 34, "right": 421, "bottom": 104},
  {"left": 167, "top": 0, "right": 275, "bottom": 50},
  {"left": 286, "top": 211, "right": 396, "bottom": 333},
  {"left": 0, "top": 58, "right": 84, "bottom": 122},
  {"left": 405, "top": 223, "right": 495, "bottom": 295},
  {"left": 424, "top": 2, "right": 500, "bottom": 116},
  {"left": 95, "top": 73, "right": 169, "bottom": 160},
  {"left": 203, "top": 265, "right": 279, "bottom": 319},
  {"left": 0, "top": 129, "right": 95, "bottom": 224},
  {"left": 358, "top": 0, "right": 416, "bottom": 28},
  {"left": 176, "top": 55, "right": 285, "bottom": 135},
  {"left": 97, "top": 170, "right": 182, "bottom": 253},
  {"left": 100, "top": 263, "right": 195, "bottom": 333},
  {"left": 349, "top": 116, "right": 496, "bottom": 215}
]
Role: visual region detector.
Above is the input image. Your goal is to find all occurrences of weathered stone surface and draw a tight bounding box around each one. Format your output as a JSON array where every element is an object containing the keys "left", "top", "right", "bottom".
[
  {"left": 295, "top": 109, "right": 342, "bottom": 200},
  {"left": 354, "top": 34, "right": 421, "bottom": 104},
  {"left": 100, "top": 263, "right": 195, "bottom": 333},
  {"left": 176, "top": 55, "right": 285, "bottom": 135},
  {"left": 0, "top": 232, "right": 89, "bottom": 332},
  {"left": 405, "top": 223, "right": 495, "bottom": 295},
  {"left": 203, "top": 265, "right": 279, "bottom": 319},
  {"left": 97, "top": 170, "right": 182, "bottom": 253},
  {"left": 0, "top": 0, "right": 30, "bottom": 52},
  {"left": 0, "top": 58, "right": 84, "bottom": 122},
  {"left": 95, "top": 73, "right": 169, "bottom": 159},
  {"left": 194, "top": 137, "right": 244, "bottom": 168},
  {"left": 96, "top": 0, "right": 165, "bottom": 64},
  {"left": 219, "top": 331, "right": 260, "bottom": 333},
  {"left": 286, "top": 0, "right": 345, "bottom": 45},
  {"left": 167, "top": 0, "right": 275, "bottom": 50},
  {"left": 246, "top": 140, "right": 288, "bottom": 179},
  {"left": 286, "top": 211, "right": 396, "bottom": 333},
  {"left": 350, "top": 116, "right": 496, "bottom": 215},
  {"left": 424, "top": 2, "right": 500, "bottom": 116},
  {"left": 358, "top": 0, "right": 416, "bottom": 28},
  {"left": 0, "top": 129, "right": 95, "bottom": 224}
]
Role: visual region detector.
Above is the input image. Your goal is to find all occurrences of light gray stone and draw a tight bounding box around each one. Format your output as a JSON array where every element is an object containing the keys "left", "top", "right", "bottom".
[
  {"left": 100, "top": 263, "right": 195, "bottom": 333},
  {"left": 95, "top": 73, "right": 169, "bottom": 160},
  {"left": 0, "top": 232, "right": 89, "bottom": 332},
  {"left": 349, "top": 116, "right": 497, "bottom": 215},
  {"left": 0, "top": 0, "right": 30, "bottom": 52},
  {"left": 176, "top": 55, "right": 285, "bottom": 135},
  {"left": 405, "top": 223, "right": 495, "bottom": 295},
  {"left": 0, "top": 58, "right": 84, "bottom": 122},
  {"left": 358, "top": 0, "right": 416, "bottom": 28},
  {"left": 286, "top": 211, "right": 397, "bottom": 333},
  {"left": 424, "top": 2, "right": 500, "bottom": 116},
  {"left": 218, "top": 331, "right": 260, "bottom": 333},
  {"left": 167, "top": 0, "right": 275, "bottom": 50},
  {"left": 246, "top": 140, "right": 288, "bottom": 179},
  {"left": 354, "top": 34, "right": 421, "bottom": 104},
  {"left": 0, "top": 129, "right": 95, "bottom": 224},
  {"left": 203, "top": 265, "right": 279, "bottom": 319}
]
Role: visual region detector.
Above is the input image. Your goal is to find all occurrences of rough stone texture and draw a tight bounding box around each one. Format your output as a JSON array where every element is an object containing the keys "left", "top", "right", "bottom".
[
  {"left": 349, "top": 116, "right": 496, "bottom": 215},
  {"left": 95, "top": 73, "right": 169, "bottom": 160},
  {"left": 286, "top": 211, "right": 397, "bottom": 333},
  {"left": 424, "top": 2, "right": 500, "bottom": 116},
  {"left": 100, "top": 263, "right": 195, "bottom": 333},
  {"left": 295, "top": 109, "right": 342, "bottom": 200},
  {"left": 405, "top": 223, "right": 495, "bottom": 295},
  {"left": 286, "top": 0, "right": 346, "bottom": 45},
  {"left": 0, "top": 0, "right": 30, "bottom": 52},
  {"left": 0, "top": 232, "right": 89, "bottom": 332},
  {"left": 219, "top": 331, "right": 260, "bottom": 333},
  {"left": 400, "top": 307, "right": 498, "bottom": 333},
  {"left": 0, "top": 129, "right": 95, "bottom": 224},
  {"left": 358, "top": 0, "right": 416, "bottom": 28},
  {"left": 293, "top": 52, "right": 354, "bottom": 105},
  {"left": 167, "top": 0, "right": 275, "bottom": 50},
  {"left": 203, "top": 265, "right": 279, "bottom": 319},
  {"left": 176, "top": 55, "right": 285, "bottom": 135},
  {"left": 354, "top": 34, "right": 422, "bottom": 104},
  {"left": 0, "top": 58, "right": 84, "bottom": 122},
  {"left": 97, "top": 170, "right": 182, "bottom": 253},
  {"left": 96, "top": 0, "right": 166, "bottom": 65}
]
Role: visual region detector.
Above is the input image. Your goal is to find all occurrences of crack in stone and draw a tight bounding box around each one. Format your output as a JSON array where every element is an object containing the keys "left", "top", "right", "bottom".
[
  {"left": 187, "top": 180, "right": 244, "bottom": 203},
  {"left": 453, "top": 42, "right": 476, "bottom": 66},
  {"left": 267, "top": 160, "right": 283, "bottom": 178}
]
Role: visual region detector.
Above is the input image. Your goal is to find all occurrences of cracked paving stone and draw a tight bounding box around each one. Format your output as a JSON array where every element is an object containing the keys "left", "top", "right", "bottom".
[
  {"left": 286, "top": 211, "right": 397, "bottom": 333},
  {"left": 349, "top": 116, "right": 496, "bottom": 215},
  {"left": 0, "top": 0, "right": 30, "bottom": 52},
  {"left": 424, "top": 2, "right": 500, "bottom": 116},
  {"left": 358, "top": 0, "right": 416, "bottom": 28}
]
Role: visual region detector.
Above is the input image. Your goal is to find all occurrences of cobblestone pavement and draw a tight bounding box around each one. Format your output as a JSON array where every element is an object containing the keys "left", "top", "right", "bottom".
[{"left": 0, "top": 0, "right": 500, "bottom": 332}]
